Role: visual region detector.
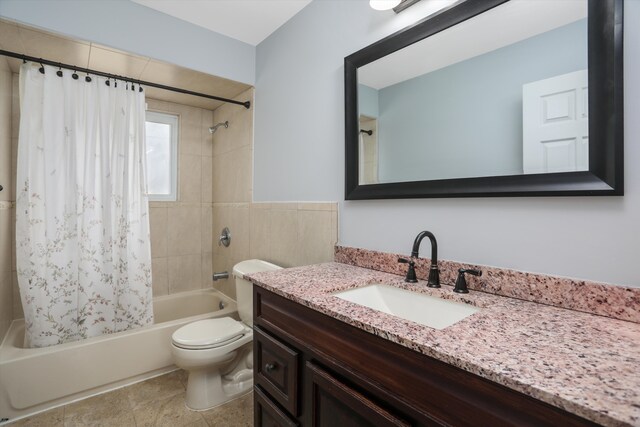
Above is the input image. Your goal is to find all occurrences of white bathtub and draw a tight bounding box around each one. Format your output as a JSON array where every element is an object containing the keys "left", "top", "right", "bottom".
[{"left": 0, "top": 289, "right": 237, "bottom": 421}]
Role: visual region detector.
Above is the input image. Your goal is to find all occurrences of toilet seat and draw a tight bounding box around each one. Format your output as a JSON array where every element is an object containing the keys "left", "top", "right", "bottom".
[{"left": 172, "top": 317, "right": 246, "bottom": 350}]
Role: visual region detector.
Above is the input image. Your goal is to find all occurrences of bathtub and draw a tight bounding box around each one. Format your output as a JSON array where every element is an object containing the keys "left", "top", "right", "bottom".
[{"left": 0, "top": 288, "right": 237, "bottom": 421}]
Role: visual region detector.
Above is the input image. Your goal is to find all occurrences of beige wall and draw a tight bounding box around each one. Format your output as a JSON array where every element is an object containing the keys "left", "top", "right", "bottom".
[
  {"left": 146, "top": 98, "right": 215, "bottom": 298},
  {"left": 210, "top": 89, "right": 338, "bottom": 299},
  {"left": 0, "top": 58, "right": 13, "bottom": 338}
]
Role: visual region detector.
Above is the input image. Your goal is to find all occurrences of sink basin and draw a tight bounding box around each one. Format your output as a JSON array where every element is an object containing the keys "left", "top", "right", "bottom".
[{"left": 333, "top": 284, "right": 480, "bottom": 330}]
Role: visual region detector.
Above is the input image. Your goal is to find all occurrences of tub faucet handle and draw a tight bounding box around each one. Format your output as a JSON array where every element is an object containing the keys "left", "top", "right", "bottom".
[{"left": 218, "top": 227, "right": 231, "bottom": 247}]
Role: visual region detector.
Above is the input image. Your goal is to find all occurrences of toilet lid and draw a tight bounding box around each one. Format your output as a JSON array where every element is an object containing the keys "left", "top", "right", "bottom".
[{"left": 172, "top": 318, "right": 245, "bottom": 350}]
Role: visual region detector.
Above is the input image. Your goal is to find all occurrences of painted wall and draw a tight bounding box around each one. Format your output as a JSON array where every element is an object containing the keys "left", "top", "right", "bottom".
[
  {"left": 0, "top": 0, "right": 255, "bottom": 84},
  {"left": 376, "top": 19, "right": 587, "bottom": 182},
  {"left": 255, "top": 0, "right": 640, "bottom": 287},
  {"left": 358, "top": 84, "right": 379, "bottom": 118}
]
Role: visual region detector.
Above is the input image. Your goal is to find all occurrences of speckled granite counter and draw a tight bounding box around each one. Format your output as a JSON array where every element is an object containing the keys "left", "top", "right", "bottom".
[{"left": 248, "top": 263, "right": 640, "bottom": 427}]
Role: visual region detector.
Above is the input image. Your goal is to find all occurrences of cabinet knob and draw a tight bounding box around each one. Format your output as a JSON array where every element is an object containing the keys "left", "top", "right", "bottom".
[{"left": 265, "top": 362, "right": 277, "bottom": 373}]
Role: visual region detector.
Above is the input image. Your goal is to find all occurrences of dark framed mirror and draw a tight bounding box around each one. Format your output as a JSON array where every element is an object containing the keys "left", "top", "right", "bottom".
[{"left": 345, "top": 0, "right": 623, "bottom": 199}]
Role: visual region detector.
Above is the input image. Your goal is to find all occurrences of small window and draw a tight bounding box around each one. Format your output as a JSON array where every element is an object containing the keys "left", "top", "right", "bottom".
[{"left": 145, "top": 111, "right": 178, "bottom": 201}]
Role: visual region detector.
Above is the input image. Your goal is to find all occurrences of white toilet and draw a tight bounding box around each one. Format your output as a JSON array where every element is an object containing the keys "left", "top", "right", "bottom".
[{"left": 171, "top": 259, "right": 281, "bottom": 410}]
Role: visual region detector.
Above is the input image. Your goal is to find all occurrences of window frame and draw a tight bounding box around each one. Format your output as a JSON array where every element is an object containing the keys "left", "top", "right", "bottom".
[{"left": 145, "top": 110, "right": 179, "bottom": 202}]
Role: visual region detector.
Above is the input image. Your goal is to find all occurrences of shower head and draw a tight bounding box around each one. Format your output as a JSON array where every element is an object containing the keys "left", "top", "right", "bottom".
[{"left": 209, "top": 121, "right": 229, "bottom": 134}]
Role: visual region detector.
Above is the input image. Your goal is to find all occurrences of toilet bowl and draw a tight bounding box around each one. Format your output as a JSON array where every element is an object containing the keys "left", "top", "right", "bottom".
[{"left": 171, "top": 259, "right": 281, "bottom": 411}]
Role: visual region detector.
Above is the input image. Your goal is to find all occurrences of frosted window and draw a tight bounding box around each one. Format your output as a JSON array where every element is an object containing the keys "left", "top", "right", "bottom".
[{"left": 146, "top": 111, "right": 178, "bottom": 201}]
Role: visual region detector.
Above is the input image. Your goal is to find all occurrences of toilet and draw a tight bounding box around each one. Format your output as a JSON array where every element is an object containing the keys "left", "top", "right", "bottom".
[{"left": 171, "top": 259, "right": 282, "bottom": 410}]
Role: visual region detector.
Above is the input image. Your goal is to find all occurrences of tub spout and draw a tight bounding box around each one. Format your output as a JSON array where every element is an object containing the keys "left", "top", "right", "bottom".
[{"left": 212, "top": 272, "right": 229, "bottom": 281}]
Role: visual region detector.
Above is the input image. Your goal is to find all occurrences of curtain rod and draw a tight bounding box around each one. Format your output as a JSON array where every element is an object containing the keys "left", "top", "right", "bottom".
[{"left": 0, "top": 49, "right": 251, "bottom": 109}]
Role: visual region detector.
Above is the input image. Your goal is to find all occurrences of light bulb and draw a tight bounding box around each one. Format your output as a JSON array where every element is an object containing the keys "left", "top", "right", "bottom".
[{"left": 369, "top": 0, "right": 402, "bottom": 11}]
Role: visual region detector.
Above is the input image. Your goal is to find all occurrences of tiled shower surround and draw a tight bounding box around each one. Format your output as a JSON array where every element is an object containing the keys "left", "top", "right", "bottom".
[{"left": 1, "top": 82, "right": 338, "bottom": 331}]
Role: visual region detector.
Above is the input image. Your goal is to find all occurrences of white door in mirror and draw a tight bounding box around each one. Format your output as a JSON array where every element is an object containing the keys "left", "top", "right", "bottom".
[
  {"left": 333, "top": 284, "right": 480, "bottom": 330},
  {"left": 522, "top": 69, "right": 588, "bottom": 174}
]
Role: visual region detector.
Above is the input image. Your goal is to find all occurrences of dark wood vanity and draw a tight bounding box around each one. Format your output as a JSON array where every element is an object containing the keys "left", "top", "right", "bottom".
[{"left": 252, "top": 286, "right": 598, "bottom": 427}]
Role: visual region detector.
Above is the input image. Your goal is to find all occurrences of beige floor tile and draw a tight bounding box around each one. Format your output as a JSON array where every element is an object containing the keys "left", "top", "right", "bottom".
[
  {"left": 64, "top": 387, "right": 133, "bottom": 427},
  {"left": 126, "top": 371, "right": 185, "bottom": 408},
  {"left": 9, "top": 370, "right": 252, "bottom": 427},
  {"left": 9, "top": 406, "right": 64, "bottom": 426},
  {"left": 132, "top": 391, "right": 207, "bottom": 427},
  {"left": 200, "top": 393, "right": 253, "bottom": 427}
]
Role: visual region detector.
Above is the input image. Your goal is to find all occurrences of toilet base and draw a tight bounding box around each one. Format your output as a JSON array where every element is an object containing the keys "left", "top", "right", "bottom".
[{"left": 185, "top": 367, "right": 253, "bottom": 411}]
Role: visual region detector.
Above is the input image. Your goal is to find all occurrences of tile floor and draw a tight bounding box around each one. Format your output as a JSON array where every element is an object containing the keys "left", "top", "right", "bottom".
[{"left": 6, "top": 370, "right": 253, "bottom": 427}]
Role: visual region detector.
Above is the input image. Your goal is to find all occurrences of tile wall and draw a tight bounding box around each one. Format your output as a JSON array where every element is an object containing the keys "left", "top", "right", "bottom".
[
  {"left": 146, "top": 98, "right": 216, "bottom": 298},
  {"left": 0, "top": 57, "right": 12, "bottom": 338},
  {"left": 210, "top": 89, "right": 338, "bottom": 299}
]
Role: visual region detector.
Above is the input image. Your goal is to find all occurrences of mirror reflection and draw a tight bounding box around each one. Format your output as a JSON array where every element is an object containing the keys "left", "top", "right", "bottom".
[{"left": 357, "top": 0, "right": 588, "bottom": 185}]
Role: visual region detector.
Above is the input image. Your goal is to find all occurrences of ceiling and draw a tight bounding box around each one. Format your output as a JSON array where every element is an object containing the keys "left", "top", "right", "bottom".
[
  {"left": 359, "top": 0, "right": 587, "bottom": 90},
  {"left": 130, "top": 0, "right": 312, "bottom": 46},
  {"left": 0, "top": 19, "right": 251, "bottom": 111}
]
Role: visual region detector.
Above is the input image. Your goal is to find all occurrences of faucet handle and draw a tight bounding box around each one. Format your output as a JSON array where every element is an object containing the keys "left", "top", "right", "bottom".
[
  {"left": 454, "top": 269, "right": 482, "bottom": 293},
  {"left": 398, "top": 258, "right": 418, "bottom": 283}
]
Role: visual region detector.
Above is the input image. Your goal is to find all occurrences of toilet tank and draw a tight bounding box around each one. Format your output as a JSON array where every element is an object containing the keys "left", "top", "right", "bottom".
[{"left": 232, "top": 259, "right": 282, "bottom": 326}]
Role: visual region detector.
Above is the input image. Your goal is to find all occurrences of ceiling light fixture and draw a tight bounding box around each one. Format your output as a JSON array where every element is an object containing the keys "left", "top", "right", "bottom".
[
  {"left": 392, "top": 0, "right": 423, "bottom": 13},
  {"left": 369, "top": 0, "right": 402, "bottom": 11}
]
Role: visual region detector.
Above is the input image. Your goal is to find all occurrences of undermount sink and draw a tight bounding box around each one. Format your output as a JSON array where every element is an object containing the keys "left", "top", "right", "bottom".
[{"left": 333, "top": 284, "right": 480, "bottom": 330}]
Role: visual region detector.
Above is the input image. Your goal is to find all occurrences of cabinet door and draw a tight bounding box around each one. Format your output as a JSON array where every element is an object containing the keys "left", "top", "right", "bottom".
[
  {"left": 255, "top": 386, "right": 299, "bottom": 427},
  {"left": 307, "top": 362, "right": 410, "bottom": 427}
]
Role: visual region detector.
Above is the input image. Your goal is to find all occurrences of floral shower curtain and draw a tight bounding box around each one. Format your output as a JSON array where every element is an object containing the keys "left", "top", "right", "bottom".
[{"left": 16, "top": 63, "right": 153, "bottom": 348}]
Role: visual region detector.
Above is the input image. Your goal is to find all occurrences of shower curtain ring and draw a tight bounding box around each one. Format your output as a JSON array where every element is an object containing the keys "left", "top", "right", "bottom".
[
  {"left": 72, "top": 70, "right": 79, "bottom": 80},
  {"left": 85, "top": 72, "right": 92, "bottom": 83},
  {"left": 56, "top": 63, "right": 63, "bottom": 77},
  {"left": 38, "top": 61, "right": 45, "bottom": 74}
]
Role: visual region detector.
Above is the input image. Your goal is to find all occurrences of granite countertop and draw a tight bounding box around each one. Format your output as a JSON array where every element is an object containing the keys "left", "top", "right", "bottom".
[{"left": 248, "top": 262, "right": 640, "bottom": 427}]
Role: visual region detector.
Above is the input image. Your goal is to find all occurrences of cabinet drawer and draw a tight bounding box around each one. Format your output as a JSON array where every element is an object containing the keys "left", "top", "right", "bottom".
[
  {"left": 255, "top": 386, "right": 299, "bottom": 427},
  {"left": 254, "top": 326, "right": 300, "bottom": 416}
]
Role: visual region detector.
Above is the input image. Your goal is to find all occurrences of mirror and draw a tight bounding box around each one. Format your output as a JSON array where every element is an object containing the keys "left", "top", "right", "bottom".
[{"left": 345, "top": 0, "right": 623, "bottom": 199}]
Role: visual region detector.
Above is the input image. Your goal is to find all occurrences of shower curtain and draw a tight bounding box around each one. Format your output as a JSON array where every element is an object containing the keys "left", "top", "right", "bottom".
[{"left": 16, "top": 63, "right": 153, "bottom": 348}]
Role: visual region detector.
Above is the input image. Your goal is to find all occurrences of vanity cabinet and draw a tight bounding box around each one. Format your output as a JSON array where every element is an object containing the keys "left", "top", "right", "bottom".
[{"left": 252, "top": 286, "right": 598, "bottom": 427}]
